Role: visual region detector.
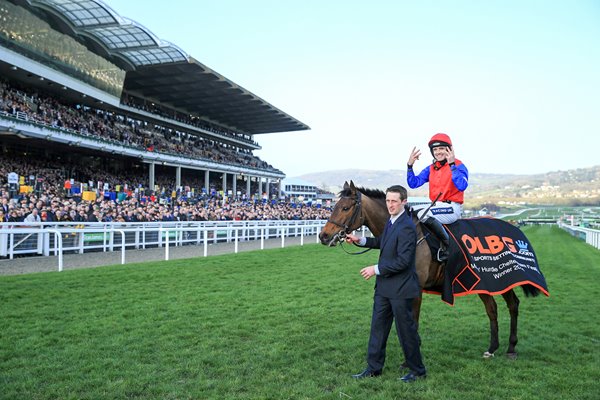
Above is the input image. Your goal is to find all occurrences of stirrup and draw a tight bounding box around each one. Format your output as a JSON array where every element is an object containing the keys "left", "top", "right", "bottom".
[{"left": 436, "top": 247, "right": 448, "bottom": 262}]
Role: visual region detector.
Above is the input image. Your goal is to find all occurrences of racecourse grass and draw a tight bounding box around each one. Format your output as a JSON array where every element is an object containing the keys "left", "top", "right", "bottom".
[{"left": 1, "top": 225, "right": 599, "bottom": 399}]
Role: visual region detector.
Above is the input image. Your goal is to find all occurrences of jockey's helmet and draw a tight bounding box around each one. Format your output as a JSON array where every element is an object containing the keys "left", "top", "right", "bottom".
[{"left": 428, "top": 133, "right": 453, "bottom": 155}]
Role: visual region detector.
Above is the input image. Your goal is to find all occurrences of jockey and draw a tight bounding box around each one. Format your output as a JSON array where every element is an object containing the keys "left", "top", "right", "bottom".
[{"left": 406, "top": 133, "right": 469, "bottom": 261}]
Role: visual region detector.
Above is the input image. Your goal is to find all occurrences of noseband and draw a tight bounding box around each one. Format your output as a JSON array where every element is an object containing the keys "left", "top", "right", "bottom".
[{"left": 326, "top": 191, "right": 365, "bottom": 244}]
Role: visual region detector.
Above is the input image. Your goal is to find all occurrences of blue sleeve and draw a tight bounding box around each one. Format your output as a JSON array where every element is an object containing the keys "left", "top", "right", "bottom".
[
  {"left": 364, "top": 236, "right": 381, "bottom": 249},
  {"left": 451, "top": 164, "right": 469, "bottom": 192},
  {"left": 407, "top": 165, "right": 430, "bottom": 189}
]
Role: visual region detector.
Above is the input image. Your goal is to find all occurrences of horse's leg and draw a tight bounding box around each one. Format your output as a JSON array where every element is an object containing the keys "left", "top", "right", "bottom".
[
  {"left": 413, "top": 294, "right": 423, "bottom": 346},
  {"left": 479, "top": 294, "right": 499, "bottom": 358},
  {"left": 502, "top": 289, "right": 520, "bottom": 359},
  {"left": 412, "top": 294, "right": 423, "bottom": 328}
]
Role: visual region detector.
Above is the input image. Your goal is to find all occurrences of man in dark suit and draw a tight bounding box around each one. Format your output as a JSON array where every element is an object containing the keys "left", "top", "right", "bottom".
[
  {"left": 1, "top": 197, "right": 9, "bottom": 215},
  {"left": 345, "top": 185, "right": 426, "bottom": 383}
]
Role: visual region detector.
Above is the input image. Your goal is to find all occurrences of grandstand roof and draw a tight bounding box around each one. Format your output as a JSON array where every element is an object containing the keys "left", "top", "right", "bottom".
[
  {"left": 124, "top": 58, "right": 308, "bottom": 135},
  {"left": 17, "top": 0, "right": 309, "bottom": 135}
]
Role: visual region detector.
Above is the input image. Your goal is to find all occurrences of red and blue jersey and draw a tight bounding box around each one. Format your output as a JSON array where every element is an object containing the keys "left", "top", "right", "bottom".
[{"left": 407, "top": 159, "right": 468, "bottom": 204}]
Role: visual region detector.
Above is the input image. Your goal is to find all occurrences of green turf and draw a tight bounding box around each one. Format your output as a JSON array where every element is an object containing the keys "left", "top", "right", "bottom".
[{"left": 1, "top": 225, "right": 599, "bottom": 399}]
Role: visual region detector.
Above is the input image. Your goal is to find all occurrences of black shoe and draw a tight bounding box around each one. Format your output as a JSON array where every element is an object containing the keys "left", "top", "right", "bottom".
[
  {"left": 400, "top": 371, "right": 427, "bottom": 383},
  {"left": 352, "top": 368, "right": 382, "bottom": 379}
]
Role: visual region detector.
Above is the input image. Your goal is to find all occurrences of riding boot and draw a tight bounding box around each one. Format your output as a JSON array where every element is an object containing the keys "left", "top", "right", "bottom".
[{"left": 423, "top": 217, "right": 449, "bottom": 262}]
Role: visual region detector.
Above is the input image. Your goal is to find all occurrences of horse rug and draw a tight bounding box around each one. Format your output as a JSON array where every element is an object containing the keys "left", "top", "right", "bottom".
[{"left": 425, "top": 217, "right": 550, "bottom": 305}]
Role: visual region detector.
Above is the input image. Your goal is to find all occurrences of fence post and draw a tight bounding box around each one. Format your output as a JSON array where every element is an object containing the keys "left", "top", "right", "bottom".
[
  {"left": 203, "top": 228, "right": 208, "bottom": 257},
  {"left": 158, "top": 223, "right": 163, "bottom": 248},
  {"left": 45, "top": 229, "right": 63, "bottom": 272},
  {"left": 316, "top": 223, "right": 320, "bottom": 243},
  {"left": 9, "top": 232, "right": 14, "bottom": 259},
  {"left": 43, "top": 227, "right": 50, "bottom": 256},
  {"left": 234, "top": 228, "right": 239, "bottom": 253},
  {"left": 164, "top": 228, "right": 170, "bottom": 260},
  {"left": 103, "top": 225, "right": 108, "bottom": 253},
  {"left": 116, "top": 229, "right": 126, "bottom": 265}
]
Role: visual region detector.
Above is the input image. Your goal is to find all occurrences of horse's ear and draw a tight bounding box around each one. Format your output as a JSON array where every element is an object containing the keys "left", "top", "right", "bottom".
[
  {"left": 349, "top": 180, "right": 356, "bottom": 190},
  {"left": 343, "top": 181, "right": 349, "bottom": 189}
]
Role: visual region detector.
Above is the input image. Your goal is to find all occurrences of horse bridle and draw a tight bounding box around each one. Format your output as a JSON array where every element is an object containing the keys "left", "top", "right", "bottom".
[
  {"left": 326, "top": 191, "right": 365, "bottom": 246},
  {"left": 326, "top": 190, "right": 429, "bottom": 255}
]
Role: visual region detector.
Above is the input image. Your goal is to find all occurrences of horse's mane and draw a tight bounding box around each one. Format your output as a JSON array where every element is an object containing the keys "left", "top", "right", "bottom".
[
  {"left": 338, "top": 186, "right": 423, "bottom": 221},
  {"left": 338, "top": 186, "right": 386, "bottom": 200}
]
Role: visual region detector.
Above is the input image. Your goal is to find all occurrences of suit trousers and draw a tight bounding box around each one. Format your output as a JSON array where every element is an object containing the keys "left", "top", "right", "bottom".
[{"left": 366, "top": 294, "right": 426, "bottom": 374}]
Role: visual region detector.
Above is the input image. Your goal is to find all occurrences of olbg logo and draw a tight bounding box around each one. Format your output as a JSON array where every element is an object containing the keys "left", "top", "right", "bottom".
[{"left": 461, "top": 234, "right": 517, "bottom": 255}]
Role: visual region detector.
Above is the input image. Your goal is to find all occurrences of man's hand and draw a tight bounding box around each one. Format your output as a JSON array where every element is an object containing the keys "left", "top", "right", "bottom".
[
  {"left": 408, "top": 147, "right": 421, "bottom": 167},
  {"left": 345, "top": 234, "right": 360, "bottom": 244},
  {"left": 360, "top": 266, "right": 376, "bottom": 280}
]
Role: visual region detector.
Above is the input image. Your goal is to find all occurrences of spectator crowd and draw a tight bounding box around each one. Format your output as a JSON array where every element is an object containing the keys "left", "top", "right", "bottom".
[
  {"left": 0, "top": 76, "right": 333, "bottom": 225},
  {"left": 0, "top": 154, "right": 332, "bottom": 224},
  {"left": 1, "top": 80, "right": 281, "bottom": 173}
]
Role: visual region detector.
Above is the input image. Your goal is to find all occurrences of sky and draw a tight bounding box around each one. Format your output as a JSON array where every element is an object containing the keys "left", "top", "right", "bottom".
[{"left": 103, "top": 0, "right": 600, "bottom": 178}]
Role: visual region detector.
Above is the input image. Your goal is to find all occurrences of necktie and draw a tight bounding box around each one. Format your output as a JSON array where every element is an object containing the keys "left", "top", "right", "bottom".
[{"left": 384, "top": 219, "right": 392, "bottom": 237}]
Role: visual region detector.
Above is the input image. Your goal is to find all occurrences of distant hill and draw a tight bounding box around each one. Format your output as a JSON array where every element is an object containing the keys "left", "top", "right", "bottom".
[{"left": 295, "top": 166, "right": 600, "bottom": 208}]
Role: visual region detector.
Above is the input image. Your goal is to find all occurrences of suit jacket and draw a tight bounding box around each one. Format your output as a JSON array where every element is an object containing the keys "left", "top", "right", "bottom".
[{"left": 363, "top": 210, "right": 421, "bottom": 299}]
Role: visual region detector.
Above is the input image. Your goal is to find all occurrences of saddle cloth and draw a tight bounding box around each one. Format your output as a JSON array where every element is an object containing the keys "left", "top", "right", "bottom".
[{"left": 423, "top": 217, "right": 550, "bottom": 305}]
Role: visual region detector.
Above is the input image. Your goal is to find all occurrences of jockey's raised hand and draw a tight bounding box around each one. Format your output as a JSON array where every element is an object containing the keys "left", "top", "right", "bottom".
[
  {"left": 408, "top": 146, "right": 421, "bottom": 167},
  {"left": 440, "top": 145, "right": 455, "bottom": 164}
]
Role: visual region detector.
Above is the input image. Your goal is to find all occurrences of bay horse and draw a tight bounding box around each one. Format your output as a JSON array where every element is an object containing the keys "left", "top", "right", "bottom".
[{"left": 319, "top": 181, "right": 537, "bottom": 359}]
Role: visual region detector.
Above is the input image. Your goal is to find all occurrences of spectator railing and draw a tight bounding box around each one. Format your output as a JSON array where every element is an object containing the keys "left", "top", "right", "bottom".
[
  {"left": 0, "top": 220, "right": 329, "bottom": 271},
  {"left": 557, "top": 221, "right": 600, "bottom": 251},
  {"left": 0, "top": 227, "right": 64, "bottom": 270}
]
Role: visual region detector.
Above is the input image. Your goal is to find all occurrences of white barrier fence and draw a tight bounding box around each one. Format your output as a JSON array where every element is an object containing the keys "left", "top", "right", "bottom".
[
  {"left": 0, "top": 220, "right": 328, "bottom": 271},
  {"left": 557, "top": 222, "right": 600, "bottom": 251}
]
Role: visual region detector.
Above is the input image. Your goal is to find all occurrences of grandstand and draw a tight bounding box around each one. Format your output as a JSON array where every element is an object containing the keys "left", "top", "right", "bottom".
[{"left": 0, "top": 0, "right": 309, "bottom": 201}]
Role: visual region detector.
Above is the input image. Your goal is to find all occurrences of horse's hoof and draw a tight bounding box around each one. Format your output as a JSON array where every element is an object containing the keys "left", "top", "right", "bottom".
[
  {"left": 483, "top": 351, "right": 494, "bottom": 358},
  {"left": 506, "top": 352, "right": 518, "bottom": 360}
]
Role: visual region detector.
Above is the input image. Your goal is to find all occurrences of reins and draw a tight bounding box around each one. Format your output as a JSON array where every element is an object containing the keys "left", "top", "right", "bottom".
[
  {"left": 340, "top": 240, "right": 373, "bottom": 255},
  {"left": 417, "top": 192, "right": 442, "bottom": 224}
]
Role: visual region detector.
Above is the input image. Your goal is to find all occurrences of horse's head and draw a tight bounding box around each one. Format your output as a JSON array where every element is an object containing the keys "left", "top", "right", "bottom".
[{"left": 319, "top": 181, "right": 364, "bottom": 246}]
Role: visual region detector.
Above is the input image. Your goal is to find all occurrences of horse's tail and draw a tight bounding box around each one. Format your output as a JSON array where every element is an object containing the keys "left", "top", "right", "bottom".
[{"left": 522, "top": 284, "right": 541, "bottom": 297}]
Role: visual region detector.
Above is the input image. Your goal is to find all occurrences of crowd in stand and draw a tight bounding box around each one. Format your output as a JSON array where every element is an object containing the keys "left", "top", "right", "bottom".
[
  {"left": 122, "top": 94, "right": 259, "bottom": 147},
  {"left": 0, "top": 154, "right": 332, "bottom": 224},
  {"left": 0, "top": 192, "right": 331, "bottom": 224},
  {"left": 0, "top": 74, "right": 334, "bottom": 224},
  {"left": 0, "top": 80, "right": 280, "bottom": 173}
]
